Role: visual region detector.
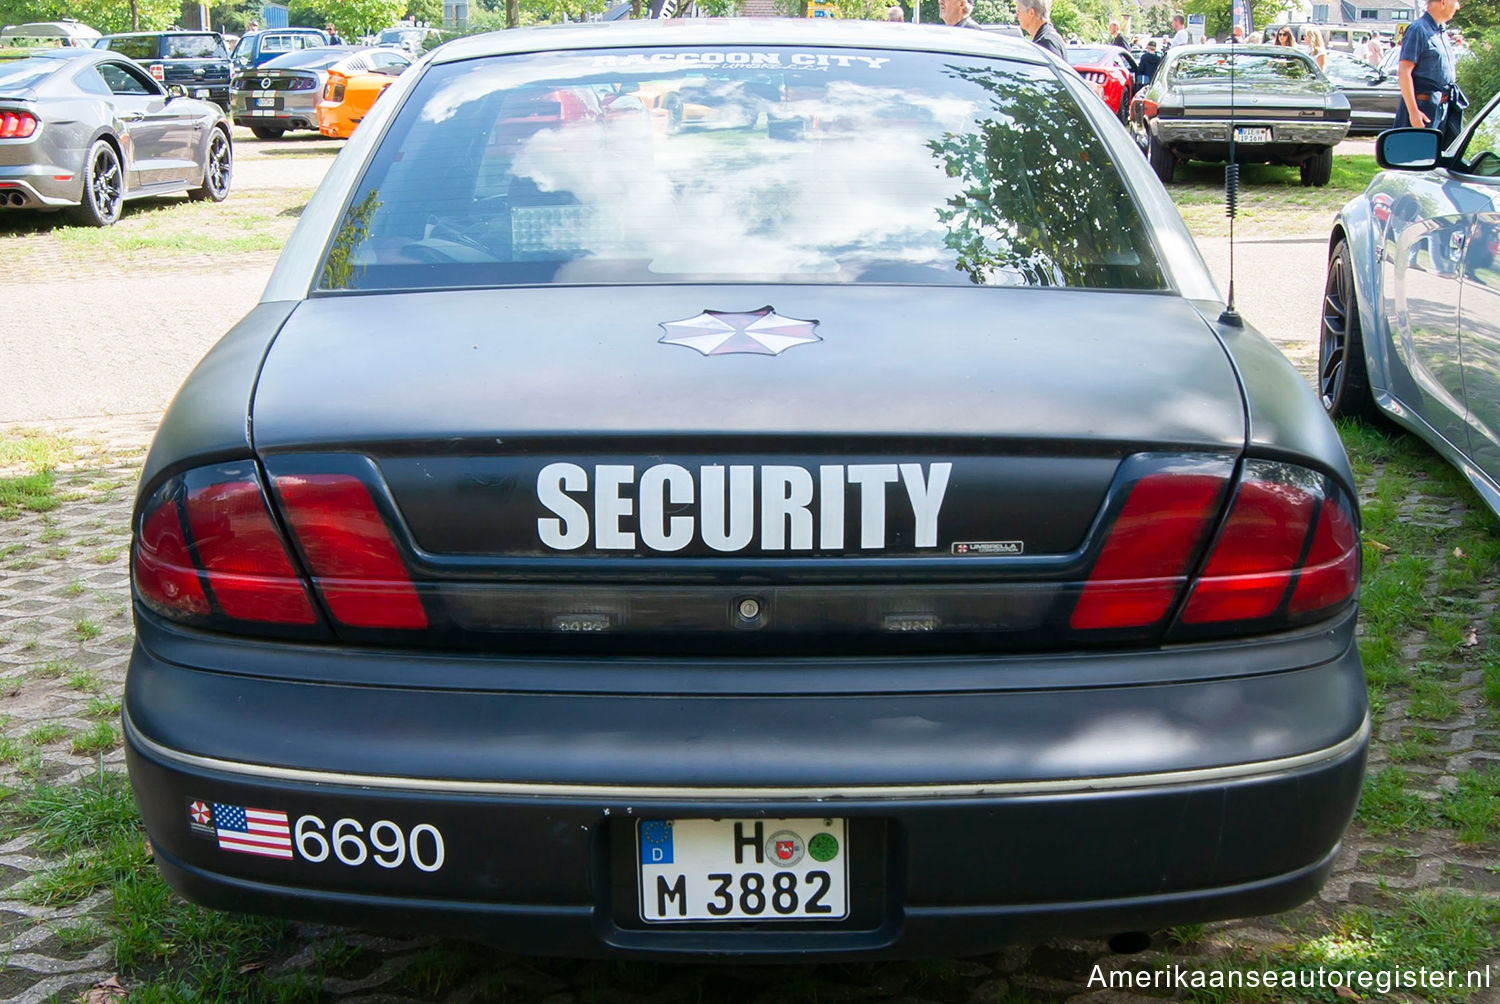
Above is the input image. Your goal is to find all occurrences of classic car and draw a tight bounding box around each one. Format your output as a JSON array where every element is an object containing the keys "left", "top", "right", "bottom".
[
  {"left": 1321, "top": 111, "right": 1500, "bottom": 517},
  {"left": 0, "top": 46, "right": 231, "bottom": 225},
  {"left": 1129, "top": 44, "right": 1350, "bottom": 185},
  {"left": 314, "top": 48, "right": 411, "bottom": 139},
  {"left": 233, "top": 45, "right": 378, "bottom": 138},
  {"left": 127, "top": 20, "right": 1365, "bottom": 958},
  {"left": 1065, "top": 44, "right": 1137, "bottom": 119},
  {"left": 1322, "top": 49, "right": 1400, "bottom": 135}
]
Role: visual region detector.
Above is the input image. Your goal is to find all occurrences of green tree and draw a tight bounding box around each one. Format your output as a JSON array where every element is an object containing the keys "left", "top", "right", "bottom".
[
  {"left": 320, "top": 0, "right": 405, "bottom": 35},
  {"left": 0, "top": 0, "right": 180, "bottom": 32}
]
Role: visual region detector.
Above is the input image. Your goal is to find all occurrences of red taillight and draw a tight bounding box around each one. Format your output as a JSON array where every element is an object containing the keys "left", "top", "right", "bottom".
[
  {"left": 273, "top": 474, "right": 428, "bottom": 630},
  {"left": 1070, "top": 469, "right": 1230, "bottom": 630},
  {"left": 1180, "top": 461, "right": 1359, "bottom": 628},
  {"left": 0, "top": 111, "right": 38, "bottom": 139},
  {"left": 183, "top": 481, "right": 318, "bottom": 624},
  {"left": 149, "top": 63, "right": 165, "bottom": 81},
  {"left": 1141, "top": 99, "right": 1158, "bottom": 118},
  {"left": 135, "top": 499, "right": 210, "bottom": 617},
  {"left": 1071, "top": 458, "right": 1360, "bottom": 636}
]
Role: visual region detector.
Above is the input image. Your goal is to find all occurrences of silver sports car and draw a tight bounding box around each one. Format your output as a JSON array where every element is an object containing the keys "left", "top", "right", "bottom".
[
  {"left": 0, "top": 47, "right": 231, "bottom": 225},
  {"left": 1323, "top": 111, "right": 1500, "bottom": 517}
]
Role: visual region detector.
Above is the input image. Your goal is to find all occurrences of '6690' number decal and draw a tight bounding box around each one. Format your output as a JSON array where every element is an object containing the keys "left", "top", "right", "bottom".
[{"left": 295, "top": 815, "right": 445, "bottom": 872}]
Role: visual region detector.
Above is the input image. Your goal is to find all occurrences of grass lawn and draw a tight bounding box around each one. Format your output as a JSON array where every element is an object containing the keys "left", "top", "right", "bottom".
[{"left": 1170, "top": 153, "right": 1381, "bottom": 236}]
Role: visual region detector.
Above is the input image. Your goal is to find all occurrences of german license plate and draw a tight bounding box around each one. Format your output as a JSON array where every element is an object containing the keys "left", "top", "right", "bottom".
[
  {"left": 193, "top": 88, "right": 209, "bottom": 98},
  {"left": 637, "top": 818, "right": 848, "bottom": 922},
  {"left": 255, "top": 97, "right": 276, "bottom": 108},
  {"left": 1235, "top": 127, "right": 1272, "bottom": 143}
]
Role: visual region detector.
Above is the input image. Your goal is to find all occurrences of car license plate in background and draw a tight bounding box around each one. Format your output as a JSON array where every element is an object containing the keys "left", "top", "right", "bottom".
[
  {"left": 255, "top": 97, "right": 276, "bottom": 108},
  {"left": 638, "top": 818, "right": 848, "bottom": 922},
  {"left": 193, "top": 88, "right": 210, "bottom": 98},
  {"left": 1235, "top": 127, "right": 1272, "bottom": 143}
]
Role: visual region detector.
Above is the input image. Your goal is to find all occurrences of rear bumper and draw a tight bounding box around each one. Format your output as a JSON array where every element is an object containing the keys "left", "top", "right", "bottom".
[
  {"left": 1155, "top": 118, "right": 1348, "bottom": 146},
  {"left": 124, "top": 613, "right": 1369, "bottom": 959}
]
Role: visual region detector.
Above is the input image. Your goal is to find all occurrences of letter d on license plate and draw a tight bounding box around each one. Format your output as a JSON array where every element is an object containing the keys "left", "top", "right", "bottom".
[{"left": 638, "top": 818, "right": 848, "bottom": 922}]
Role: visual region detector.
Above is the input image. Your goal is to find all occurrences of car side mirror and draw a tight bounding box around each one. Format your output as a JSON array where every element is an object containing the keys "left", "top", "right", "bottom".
[
  {"left": 1378, "top": 128, "right": 1442, "bottom": 170},
  {"left": 165, "top": 83, "right": 187, "bottom": 100}
]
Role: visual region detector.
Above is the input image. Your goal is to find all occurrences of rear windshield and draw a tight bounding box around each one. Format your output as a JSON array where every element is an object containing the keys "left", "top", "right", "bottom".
[
  {"left": 1171, "top": 51, "right": 1320, "bottom": 83},
  {"left": 262, "top": 33, "right": 322, "bottom": 54},
  {"left": 317, "top": 47, "right": 1166, "bottom": 292},
  {"left": 98, "top": 36, "right": 158, "bottom": 60},
  {"left": 164, "top": 34, "right": 225, "bottom": 59},
  {"left": 0, "top": 56, "right": 67, "bottom": 89},
  {"left": 264, "top": 48, "right": 350, "bottom": 70}
]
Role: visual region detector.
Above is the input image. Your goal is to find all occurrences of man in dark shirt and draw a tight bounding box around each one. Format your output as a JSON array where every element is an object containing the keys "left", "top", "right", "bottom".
[
  {"left": 938, "top": 0, "right": 983, "bottom": 29},
  {"left": 1109, "top": 19, "right": 1128, "bottom": 48},
  {"left": 1016, "top": 0, "right": 1067, "bottom": 58},
  {"left": 1396, "top": 0, "right": 1466, "bottom": 146},
  {"left": 1135, "top": 40, "right": 1161, "bottom": 85}
]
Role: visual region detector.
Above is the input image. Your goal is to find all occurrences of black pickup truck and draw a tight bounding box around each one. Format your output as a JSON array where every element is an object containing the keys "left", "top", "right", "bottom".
[{"left": 93, "top": 31, "right": 231, "bottom": 110}]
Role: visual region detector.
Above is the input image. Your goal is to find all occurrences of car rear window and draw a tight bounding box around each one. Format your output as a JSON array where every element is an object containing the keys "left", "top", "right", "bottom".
[
  {"left": 264, "top": 48, "right": 351, "bottom": 70},
  {"left": 317, "top": 47, "right": 1166, "bottom": 292},
  {"left": 1171, "top": 51, "right": 1320, "bottom": 83},
  {"left": 99, "top": 36, "right": 158, "bottom": 61},
  {"left": 0, "top": 56, "right": 67, "bottom": 90},
  {"left": 262, "top": 33, "right": 319, "bottom": 54},
  {"left": 164, "top": 34, "right": 225, "bottom": 59}
]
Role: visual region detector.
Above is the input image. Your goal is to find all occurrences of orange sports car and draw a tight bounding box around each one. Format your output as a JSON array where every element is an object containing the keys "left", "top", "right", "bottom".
[{"left": 316, "top": 47, "right": 411, "bottom": 139}]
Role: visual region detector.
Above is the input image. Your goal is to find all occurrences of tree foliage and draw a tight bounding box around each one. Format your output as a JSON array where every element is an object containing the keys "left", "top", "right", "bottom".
[
  {"left": 0, "top": 0, "right": 178, "bottom": 33},
  {"left": 1458, "top": 30, "right": 1500, "bottom": 113}
]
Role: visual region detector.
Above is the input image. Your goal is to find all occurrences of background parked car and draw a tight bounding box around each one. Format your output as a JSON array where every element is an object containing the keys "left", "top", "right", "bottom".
[
  {"left": 1129, "top": 44, "right": 1350, "bottom": 186},
  {"left": 1065, "top": 44, "right": 1137, "bottom": 120},
  {"left": 229, "top": 28, "right": 328, "bottom": 73},
  {"left": 315, "top": 48, "right": 411, "bottom": 139},
  {"left": 0, "top": 47, "right": 231, "bottom": 225},
  {"left": 1321, "top": 50, "right": 1400, "bottom": 134},
  {"left": 93, "top": 30, "right": 230, "bottom": 110},
  {"left": 0, "top": 20, "right": 100, "bottom": 48},
  {"left": 234, "top": 46, "right": 387, "bottom": 139},
  {"left": 1323, "top": 111, "right": 1500, "bottom": 517},
  {"left": 374, "top": 25, "right": 448, "bottom": 54}
]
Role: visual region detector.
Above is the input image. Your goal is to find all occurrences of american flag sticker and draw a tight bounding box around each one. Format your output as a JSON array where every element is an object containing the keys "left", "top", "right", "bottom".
[{"left": 211, "top": 803, "right": 293, "bottom": 859}]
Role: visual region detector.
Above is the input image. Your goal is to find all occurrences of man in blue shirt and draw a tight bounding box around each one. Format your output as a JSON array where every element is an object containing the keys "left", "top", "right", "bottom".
[{"left": 1396, "top": 0, "right": 1467, "bottom": 146}]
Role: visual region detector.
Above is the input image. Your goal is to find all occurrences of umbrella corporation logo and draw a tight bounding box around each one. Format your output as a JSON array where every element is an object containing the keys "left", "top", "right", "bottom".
[
  {"left": 639, "top": 820, "right": 841, "bottom": 867},
  {"left": 659, "top": 307, "right": 821, "bottom": 357}
]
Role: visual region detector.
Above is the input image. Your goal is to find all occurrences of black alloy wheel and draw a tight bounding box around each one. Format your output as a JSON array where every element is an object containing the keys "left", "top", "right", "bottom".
[
  {"left": 66, "top": 140, "right": 124, "bottom": 227},
  {"left": 1319, "top": 238, "right": 1379, "bottom": 421},
  {"left": 190, "top": 128, "right": 233, "bottom": 202}
]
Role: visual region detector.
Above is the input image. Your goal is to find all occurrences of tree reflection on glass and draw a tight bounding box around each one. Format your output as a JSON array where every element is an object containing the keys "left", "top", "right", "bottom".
[
  {"left": 320, "top": 189, "right": 382, "bottom": 290},
  {"left": 926, "top": 66, "right": 1162, "bottom": 289}
]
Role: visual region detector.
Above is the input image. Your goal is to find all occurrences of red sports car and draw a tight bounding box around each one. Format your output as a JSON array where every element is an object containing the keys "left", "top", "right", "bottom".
[{"left": 1066, "top": 44, "right": 1137, "bottom": 120}]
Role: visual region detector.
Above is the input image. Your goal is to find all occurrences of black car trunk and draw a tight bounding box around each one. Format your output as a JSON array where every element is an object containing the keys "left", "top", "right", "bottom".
[{"left": 244, "top": 285, "right": 1247, "bottom": 653}]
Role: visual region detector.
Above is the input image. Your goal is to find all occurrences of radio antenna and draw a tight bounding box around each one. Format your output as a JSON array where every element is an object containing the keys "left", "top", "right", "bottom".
[{"left": 1219, "top": 32, "right": 1243, "bottom": 328}]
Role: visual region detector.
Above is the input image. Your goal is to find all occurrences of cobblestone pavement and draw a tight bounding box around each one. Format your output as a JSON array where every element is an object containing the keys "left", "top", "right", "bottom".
[{"left": 2, "top": 411, "right": 1498, "bottom": 1003}]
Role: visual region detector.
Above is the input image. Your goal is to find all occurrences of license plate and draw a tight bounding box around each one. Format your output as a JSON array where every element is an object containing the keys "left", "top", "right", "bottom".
[
  {"left": 1234, "top": 127, "right": 1272, "bottom": 143},
  {"left": 193, "top": 88, "right": 209, "bottom": 98},
  {"left": 638, "top": 818, "right": 848, "bottom": 922},
  {"left": 255, "top": 97, "right": 276, "bottom": 108}
]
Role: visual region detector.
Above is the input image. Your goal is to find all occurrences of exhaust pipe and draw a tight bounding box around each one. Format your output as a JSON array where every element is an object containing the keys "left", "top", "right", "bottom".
[{"left": 3, "top": 191, "right": 23, "bottom": 207}]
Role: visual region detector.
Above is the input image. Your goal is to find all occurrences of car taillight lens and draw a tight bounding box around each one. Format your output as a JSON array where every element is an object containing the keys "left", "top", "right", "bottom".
[
  {"left": 1071, "top": 456, "right": 1359, "bottom": 637},
  {"left": 1141, "top": 99, "right": 1158, "bottom": 118},
  {"left": 0, "top": 111, "right": 38, "bottom": 138},
  {"left": 324, "top": 73, "right": 346, "bottom": 102},
  {"left": 149, "top": 63, "right": 165, "bottom": 80},
  {"left": 272, "top": 474, "right": 429, "bottom": 629},
  {"left": 133, "top": 462, "right": 427, "bottom": 634},
  {"left": 292, "top": 76, "right": 317, "bottom": 91},
  {"left": 1070, "top": 461, "right": 1232, "bottom": 630}
]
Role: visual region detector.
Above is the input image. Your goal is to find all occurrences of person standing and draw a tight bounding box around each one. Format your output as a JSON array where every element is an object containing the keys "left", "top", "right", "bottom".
[
  {"left": 1395, "top": 0, "right": 1467, "bottom": 146},
  {"left": 1109, "top": 19, "right": 1128, "bottom": 48},
  {"left": 1016, "top": 0, "right": 1067, "bottom": 58},
  {"left": 938, "top": 0, "right": 982, "bottom": 28},
  {"left": 1136, "top": 39, "right": 1161, "bottom": 85},
  {"left": 324, "top": 22, "right": 344, "bottom": 43},
  {"left": 1304, "top": 25, "right": 1327, "bottom": 69},
  {"left": 1273, "top": 27, "right": 1296, "bottom": 46},
  {"left": 886, "top": 5, "right": 905, "bottom": 20},
  {"left": 1170, "top": 13, "right": 1190, "bottom": 48}
]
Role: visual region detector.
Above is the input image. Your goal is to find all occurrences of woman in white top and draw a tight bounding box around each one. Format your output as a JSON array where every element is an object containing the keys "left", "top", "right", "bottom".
[{"left": 1304, "top": 26, "right": 1327, "bottom": 69}]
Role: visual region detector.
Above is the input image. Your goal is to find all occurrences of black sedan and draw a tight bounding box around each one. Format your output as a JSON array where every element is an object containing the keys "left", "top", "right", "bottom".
[
  {"left": 1322, "top": 50, "right": 1400, "bottom": 135},
  {"left": 0, "top": 47, "right": 231, "bottom": 225},
  {"left": 126, "top": 20, "right": 1366, "bottom": 959},
  {"left": 1130, "top": 44, "right": 1350, "bottom": 185}
]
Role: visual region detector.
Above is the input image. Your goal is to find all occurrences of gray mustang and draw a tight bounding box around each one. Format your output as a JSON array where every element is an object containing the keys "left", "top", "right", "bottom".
[{"left": 0, "top": 47, "right": 230, "bottom": 226}]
